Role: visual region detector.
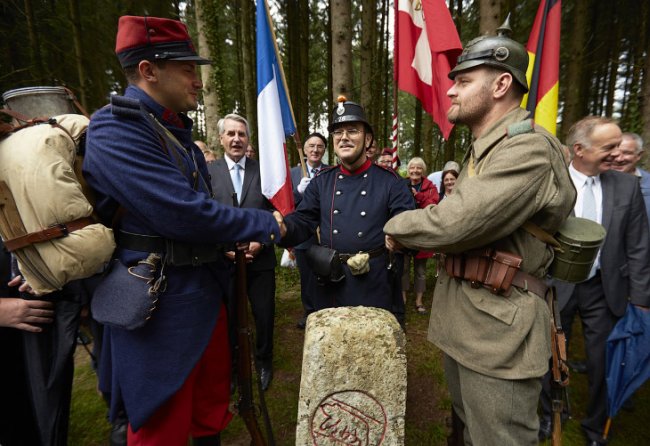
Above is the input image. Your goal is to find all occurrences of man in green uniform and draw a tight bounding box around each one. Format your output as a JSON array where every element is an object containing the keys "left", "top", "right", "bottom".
[{"left": 384, "top": 21, "right": 576, "bottom": 445}]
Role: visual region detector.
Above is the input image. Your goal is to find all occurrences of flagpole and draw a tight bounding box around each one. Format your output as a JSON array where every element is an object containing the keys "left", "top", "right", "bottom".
[
  {"left": 263, "top": 0, "right": 307, "bottom": 178},
  {"left": 391, "top": 1, "right": 399, "bottom": 171}
]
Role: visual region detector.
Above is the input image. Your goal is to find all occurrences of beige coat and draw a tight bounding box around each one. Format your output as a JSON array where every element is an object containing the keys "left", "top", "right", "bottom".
[{"left": 384, "top": 108, "right": 576, "bottom": 379}]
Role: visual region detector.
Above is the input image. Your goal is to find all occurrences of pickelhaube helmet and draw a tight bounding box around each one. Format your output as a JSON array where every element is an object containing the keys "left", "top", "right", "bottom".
[
  {"left": 448, "top": 15, "right": 529, "bottom": 92},
  {"left": 327, "top": 95, "right": 372, "bottom": 132}
]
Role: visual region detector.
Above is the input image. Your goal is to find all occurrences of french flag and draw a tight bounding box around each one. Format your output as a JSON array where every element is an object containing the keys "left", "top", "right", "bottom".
[{"left": 256, "top": 0, "right": 295, "bottom": 216}]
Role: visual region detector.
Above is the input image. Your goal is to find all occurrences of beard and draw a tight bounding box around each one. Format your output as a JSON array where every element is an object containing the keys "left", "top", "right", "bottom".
[{"left": 447, "top": 84, "right": 492, "bottom": 126}]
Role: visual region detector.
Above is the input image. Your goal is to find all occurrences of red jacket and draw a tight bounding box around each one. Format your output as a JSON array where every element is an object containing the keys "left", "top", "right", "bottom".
[{"left": 409, "top": 177, "right": 439, "bottom": 259}]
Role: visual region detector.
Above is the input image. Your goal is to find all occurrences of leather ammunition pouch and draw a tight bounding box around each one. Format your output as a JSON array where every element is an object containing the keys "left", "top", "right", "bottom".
[
  {"left": 306, "top": 244, "right": 345, "bottom": 285},
  {"left": 444, "top": 248, "right": 547, "bottom": 297}
]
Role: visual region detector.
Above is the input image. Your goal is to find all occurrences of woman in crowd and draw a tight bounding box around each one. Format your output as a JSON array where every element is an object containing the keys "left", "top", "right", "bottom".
[
  {"left": 439, "top": 162, "right": 460, "bottom": 201},
  {"left": 401, "top": 157, "right": 439, "bottom": 313}
]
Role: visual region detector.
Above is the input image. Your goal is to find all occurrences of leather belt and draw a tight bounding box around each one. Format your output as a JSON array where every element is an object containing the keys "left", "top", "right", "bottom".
[
  {"left": 339, "top": 246, "right": 386, "bottom": 262},
  {"left": 509, "top": 270, "right": 549, "bottom": 298},
  {"left": 117, "top": 230, "right": 166, "bottom": 252},
  {"left": 3, "top": 217, "right": 95, "bottom": 252},
  {"left": 116, "top": 230, "right": 224, "bottom": 266}
]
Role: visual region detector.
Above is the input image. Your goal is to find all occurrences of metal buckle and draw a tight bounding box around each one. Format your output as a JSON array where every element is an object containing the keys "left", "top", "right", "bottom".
[{"left": 48, "top": 223, "right": 69, "bottom": 237}]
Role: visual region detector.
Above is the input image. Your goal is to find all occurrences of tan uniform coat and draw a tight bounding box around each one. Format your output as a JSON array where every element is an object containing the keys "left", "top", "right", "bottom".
[{"left": 384, "top": 107, "right": 576, "bottom": 379}]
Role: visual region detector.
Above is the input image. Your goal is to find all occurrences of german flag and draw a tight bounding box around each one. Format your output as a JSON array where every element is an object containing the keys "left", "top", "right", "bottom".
[{"left": 523, "top": 0, "right": 561, "bottom": 135}]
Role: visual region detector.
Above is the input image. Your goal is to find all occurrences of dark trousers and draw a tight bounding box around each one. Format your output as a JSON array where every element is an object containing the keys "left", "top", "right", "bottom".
[
  {"left": 0, "top": 328, "right": 40, "bottom": 446},
  {"left": 22, "top": 289, "right": 82, "bottom": 446},
  {"left": 294, "top": 249, "right": 315, "bottom": 316},
  {"left": 228, "top": 268, "right": 275, "bottom": 369},
  {"left": 540, "top": 273, "right": 618, "bottom": 441}
]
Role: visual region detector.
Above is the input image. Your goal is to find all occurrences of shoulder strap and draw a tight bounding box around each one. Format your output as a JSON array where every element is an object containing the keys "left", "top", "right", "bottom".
[{"left": 522, "top": 220, "right": 562, "bottom": 250}]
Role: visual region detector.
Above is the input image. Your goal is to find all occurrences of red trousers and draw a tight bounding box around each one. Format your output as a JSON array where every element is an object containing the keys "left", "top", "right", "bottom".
[{"left": 127, "top": 305, "right": 232, "bottom": 445}]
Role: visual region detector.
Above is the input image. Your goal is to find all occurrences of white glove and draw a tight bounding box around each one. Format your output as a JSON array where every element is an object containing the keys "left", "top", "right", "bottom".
[{"left": 297, "top": 177, "right": 311, "bottom": 194}]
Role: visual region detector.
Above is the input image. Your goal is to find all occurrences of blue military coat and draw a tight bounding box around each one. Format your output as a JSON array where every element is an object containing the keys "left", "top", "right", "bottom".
[
  {"left": 83, "top": 86, "right": 280, "bottom": 430},
  {"left": 282, "top": 158, "right": 414, "bottom": 320}
]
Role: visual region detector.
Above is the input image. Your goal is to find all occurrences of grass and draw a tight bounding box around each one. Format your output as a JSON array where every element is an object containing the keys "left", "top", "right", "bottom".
[{"left": 69, "top": 253, "right": 650, "bottom": 445}]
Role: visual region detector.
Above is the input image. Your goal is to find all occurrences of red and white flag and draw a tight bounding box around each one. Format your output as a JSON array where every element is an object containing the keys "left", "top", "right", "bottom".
[{"left": 395, "top": 0, "right": 462, "bottom": 139}]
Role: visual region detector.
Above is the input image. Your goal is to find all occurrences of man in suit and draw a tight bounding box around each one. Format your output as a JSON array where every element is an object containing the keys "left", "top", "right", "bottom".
[
  {"left": 611, "top": 132, "right": 650, "bottom": 224},
  {"left": 290, "top": 132, "right": 328, "bottom": 329},
  {"left": 209, "top": 113, "right": 276, "bottom": 391},
  {"left": 539, "top": 117, "right": 650, "bottom": 446}
]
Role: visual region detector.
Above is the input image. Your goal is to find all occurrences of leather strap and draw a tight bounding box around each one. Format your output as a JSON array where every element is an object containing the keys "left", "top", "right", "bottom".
[
  {"left": 338, "top": 246, "right": 386, "bottom": 262},
  {"left": 510, "top": 270, "right": 548, "bottom": 299},
  {"left": 3, "top": 217, "right": 95, "bottom": 252}
]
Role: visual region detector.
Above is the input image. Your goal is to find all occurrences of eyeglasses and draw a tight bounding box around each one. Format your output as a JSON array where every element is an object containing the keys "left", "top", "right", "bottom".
[{"left": 331, "top": 128, "right": 361, "bottom": 138}]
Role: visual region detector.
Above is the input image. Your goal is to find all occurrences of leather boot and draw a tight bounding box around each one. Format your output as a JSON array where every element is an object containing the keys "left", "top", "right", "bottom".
[{"left": 193, "top": 434, "right": 221, "bottom": 446}]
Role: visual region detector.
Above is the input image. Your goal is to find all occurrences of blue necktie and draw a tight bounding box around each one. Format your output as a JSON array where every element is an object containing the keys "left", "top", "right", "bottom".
[
  {"left": 582, "top": 177, "right": 596, "bottom": 221},
  {"left": 233, "top": 164, "right": 243, "bottom": 203},
  {"left": 582, "top": 176, "right": 599, "bottom": 279}
]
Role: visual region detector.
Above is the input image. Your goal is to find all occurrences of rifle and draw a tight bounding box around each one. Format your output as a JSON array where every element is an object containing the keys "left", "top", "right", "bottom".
[
  {"left": 232, "top": 193, "right": 274, "bottom": 446},
  {"left": 547, "top": 286, "right": 570, "bottom": 446}
]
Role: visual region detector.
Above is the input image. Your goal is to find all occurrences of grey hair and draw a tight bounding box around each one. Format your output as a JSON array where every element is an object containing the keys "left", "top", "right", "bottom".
[
  {"left": 217, "top": 113, "right": 250, "bottom": 137},
  {"left": 407, "top": 156, "right": 427, "bottom": 172},
  {"left": 566, "top": 116, "right": 616, "bottom": 149},
  {"left": 622, "top": 132, "right": 644, "bottom": 154}
]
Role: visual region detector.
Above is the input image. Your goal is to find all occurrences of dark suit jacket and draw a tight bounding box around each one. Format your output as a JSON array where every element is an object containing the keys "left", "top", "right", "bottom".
[
  {"left": 209, "top": 157, "right": 277, "bottom": 271},
  {"left": 290, "top": 163, "right": 327, "bottom": 250},
  {"left": 556, "top": 169, "right": 650, "bottom": 316}
]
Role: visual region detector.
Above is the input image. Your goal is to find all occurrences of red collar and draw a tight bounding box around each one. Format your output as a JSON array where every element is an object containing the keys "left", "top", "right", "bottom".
[
  {"left": 161, "top": 109, "right": 185, "bottom": 128},
  {"left": 340, "top": 158, "right": 372, "bottom": 176}
]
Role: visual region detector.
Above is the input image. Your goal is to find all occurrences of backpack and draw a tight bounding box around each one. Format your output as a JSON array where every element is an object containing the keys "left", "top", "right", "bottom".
[{"left": 0, "top": 89, "right": 115, "bottom": 294}]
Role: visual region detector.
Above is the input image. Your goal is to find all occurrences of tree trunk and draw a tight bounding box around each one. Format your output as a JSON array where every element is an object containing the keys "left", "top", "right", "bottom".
[
  {"left": 195, "top": 0, "right": 222, "bottom": 155},
  {"left": 240, "top": 0, "right": 256, "bottom": 143},
  {"left": 422, "top": 116, "right": 434, "bottom": 173},
  {"left": 24, "top": 0, "right": 45, "bottom": 84},
  {"left": 637, "top": 1, "right": 650, "bottom": 155},
  {"left": 479, "top": 0, "right": 502, "bottom": 35},
  {"left": 67, "top": 0, "right": 87, "bottom": 109},
  {"left": 330, "top": 0, "right": 353, "bottom": 101},
  {"left": 360, "top": 0, "right": 376, "bottom": 122},
  {"left": 326, "top": 0, "right": 334, "bottom": 163},
  {"left": 559, "top": 0, "right": 590, "bottom": 140},
  {"left": 413, "top": 98, "right": 423, "bottom": 158}
]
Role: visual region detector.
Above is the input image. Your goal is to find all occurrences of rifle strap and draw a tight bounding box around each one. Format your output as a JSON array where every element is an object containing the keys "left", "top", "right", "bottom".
[{"left": 253, "top": 357, "right": 276, "bottom": 446}]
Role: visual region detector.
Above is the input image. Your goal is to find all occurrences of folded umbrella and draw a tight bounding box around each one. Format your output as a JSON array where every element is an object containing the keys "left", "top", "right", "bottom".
[{"left": 603, "top": 304, "right": 650, "bottom": 439}]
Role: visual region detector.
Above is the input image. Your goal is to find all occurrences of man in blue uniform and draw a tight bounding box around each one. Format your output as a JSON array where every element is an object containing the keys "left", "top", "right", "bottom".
[
  {"left": 275, "top": 98, "right": 414, "bottom": 324},
  {"left": 83, "top": 16, "right": 280, "bottom": 446}
]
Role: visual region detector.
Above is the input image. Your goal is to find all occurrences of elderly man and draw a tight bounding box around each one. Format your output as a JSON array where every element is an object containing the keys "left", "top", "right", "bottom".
[
  {"left": 611, "top": 132, "right": 650, "bottom": 223},
  {"left": 83, "top": 16, "right": 280, "bottom": 445},
  {"left": 539, "top": 118, "right": 650, "bottom": 446},
  {"left": 275, "top": 98, "right": 414, "bottom": 324},
  {"left": 209, "top": 114, "right": 277, "bottom": 391},
  {"left": 290, "top": 132, "right": 328, "bottom": 329},
  {"left": 384, "top": 21, "right": 575, "bottom": 445}
]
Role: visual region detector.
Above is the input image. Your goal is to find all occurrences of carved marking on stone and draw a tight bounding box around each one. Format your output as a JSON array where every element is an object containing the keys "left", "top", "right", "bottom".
[{"left": 310, "top": 390, "right": 387, "bottom": 445}]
